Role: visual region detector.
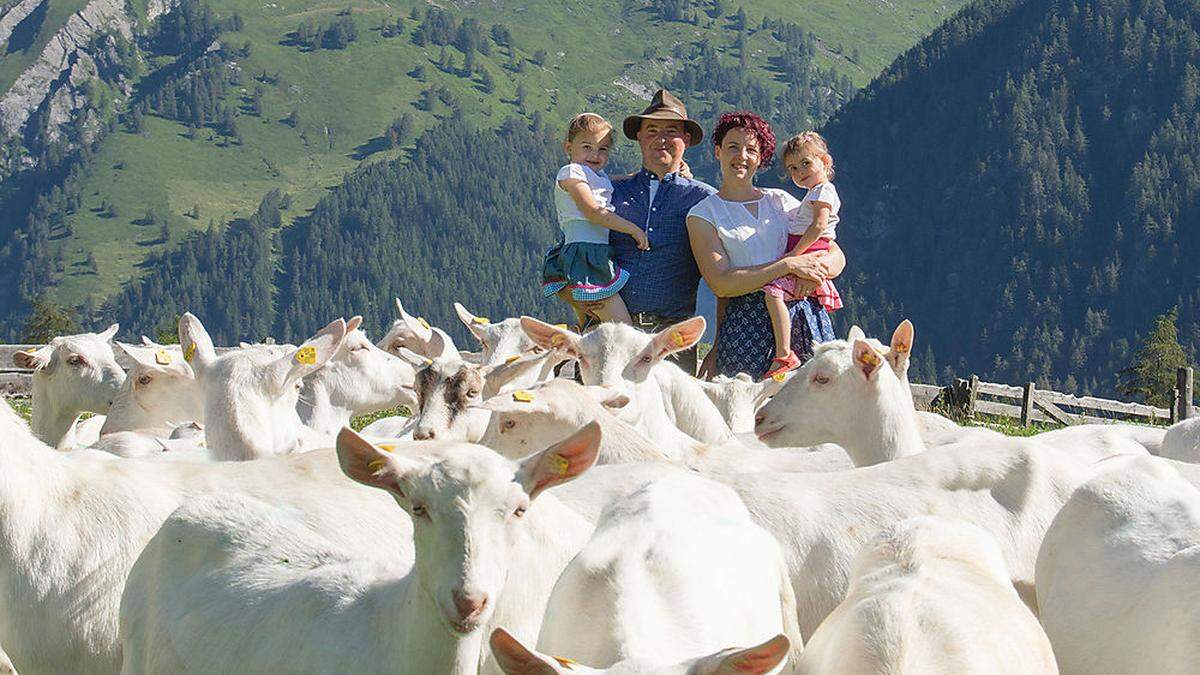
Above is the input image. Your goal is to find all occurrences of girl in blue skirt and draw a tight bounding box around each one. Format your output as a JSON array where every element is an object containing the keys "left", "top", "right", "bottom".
[{"left": 542, "top": 113, "right": 649, "bottom": 328}]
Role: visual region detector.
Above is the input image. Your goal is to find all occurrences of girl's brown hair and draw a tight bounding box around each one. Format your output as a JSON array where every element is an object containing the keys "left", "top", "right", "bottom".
[
  {"left": 782, "top": 131, "right": 835, "bottom": 180},
  {"left": 566, "top": 113, "right": 614, "bottom": 143}
]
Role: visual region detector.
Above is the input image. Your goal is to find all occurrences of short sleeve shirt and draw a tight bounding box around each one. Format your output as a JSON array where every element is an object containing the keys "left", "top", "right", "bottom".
[
  {"left": 787, "top": 182, "right": 840, "bottom": 240},
  {"left": 555, "top": 163, "right": 613, "bottom": 245},
  {"left": 688, "top": 189, "right": 791, "bottom": 268}
]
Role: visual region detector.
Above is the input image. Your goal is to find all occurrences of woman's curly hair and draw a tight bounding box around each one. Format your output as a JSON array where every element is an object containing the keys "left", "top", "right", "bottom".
[{"left": 712, "top": 112, "right": 777, "bottom": 167}]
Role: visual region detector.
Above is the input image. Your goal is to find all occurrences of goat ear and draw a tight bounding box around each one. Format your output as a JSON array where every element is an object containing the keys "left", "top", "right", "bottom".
[
  {"left": 847, "top": 325, "right": 866, "bottom": 342},
  {"left": 178, "top": 313, "right": 216, "bottom": 371},
  {"left": 394, "top": 347, "right": 433, "bottom": 368},
  {"left": 481, "top": 351, "right": 551, "bottom": 399},
  {"left": 335, "top": 427, "right": 418, "bottom": 497},
  {"left": 887, "top": 320, "right": 914, "bottom": 373},
  {"left": 429, "top": 328, "right": 461, "bottom": 361},
  {"left": 395, "top": 298, "right": 433, "bottom": 343},
  {"left": 271, "top": 318, "right": 347, "bottom": 392},
  {"left": 708, "top": 634, "right": 791, "bottom": 675},
  {"left": 581, "top": 385, "right": 629, "bottom": 410},
  {"left": 455, "top": 302, "right": 489, "bottom": 341},
  {"left": 645, "top": 316, "right": 706, "bottom": 362},
  {"left": 754, "top": 372, "right": 793, "bottom": 406},
  {"left": 97, "top": 323, "right": 119, "bottom": 342},
  {"left": 346, "top": 315, "right": 364, "bottom": 333},
  {"left": 518, "top": 421, "right": 601, "bottom": 499},
  {"left": 13, "top": 345, "right": 53, "bottom": 371},
  {"left": 852, "top": 339, "right": 885, "bottom": 381},
  {"left": 489, "top": 629, "right": 560, "bottom": 675},
  {"left": 520, "top": 317, "right": 581, "bottom": 358}
]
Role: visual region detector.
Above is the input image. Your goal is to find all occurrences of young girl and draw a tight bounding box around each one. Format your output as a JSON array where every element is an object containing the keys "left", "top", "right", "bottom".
[
  {"left": 541, "top": 113, "right": 649, "bottom": 328},
  {"left": 762, "top": 131, "right": 843, "bottom": 378}
]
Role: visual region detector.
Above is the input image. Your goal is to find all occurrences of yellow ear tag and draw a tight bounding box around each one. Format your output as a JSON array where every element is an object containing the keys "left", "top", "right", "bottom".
[
  {"left": 473, "top": 316, "right": 491, "bottom": 325},
  {"left": 512, "top": 390, "right": 535, "bottom": 403},
  {"left": 368, "top": 459, "right": 388, "bottom": 474},
  {"left": 553, "top": 323, "right": 568, "bottom": 329},
  {"left": 183, "top": 342, "right": 196, "bottom": 362},
  {"left": 552, "top": 656, "right": 577, "bottom": 669},
  {"left": 895, "top": 344, "right": 911, "bottom": 354},
  {"left": 550, "top": 333, "right": 564, "bottom": 347},
  {"left": 772, "top": 372, "right": 787, "bottom": 382},
  {"left": 418, "top": 317, "right": 430, "bottom": 329},
  {"left": 550, "top": 454, "right": 570, "bottom": 476},
  {"left": 154, "top": 349, "right": 173, "bottom": 366},
  {"left": 378, "top": 444, "right": 396, "bottom": 453},
  {"left": 671, "top": 331, "right": 686, "bottom": 347},
  {"left": 505, "top": 354, "right": 521, "bottom": 364},
  {"left": 295, "top": 346, "right": 317, "bottom": 365},
  {"left": 423, "top": 358, "right": 434, "bottom": 366}
]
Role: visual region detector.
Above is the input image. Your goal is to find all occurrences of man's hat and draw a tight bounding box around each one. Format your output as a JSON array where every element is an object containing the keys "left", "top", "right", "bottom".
[{"left": 623, "top": 89, "right": 704, "bottom": 146}]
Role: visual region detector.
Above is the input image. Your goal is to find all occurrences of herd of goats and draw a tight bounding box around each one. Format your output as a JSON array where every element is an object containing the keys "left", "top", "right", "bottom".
[{"left": 5, "top": 297, "right": 1200, "bottom": 674}]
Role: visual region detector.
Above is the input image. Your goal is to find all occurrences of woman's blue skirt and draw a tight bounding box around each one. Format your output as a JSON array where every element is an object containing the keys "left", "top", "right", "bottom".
[{"left": 714, "top": 293, "right": 835, "bottom": 379}]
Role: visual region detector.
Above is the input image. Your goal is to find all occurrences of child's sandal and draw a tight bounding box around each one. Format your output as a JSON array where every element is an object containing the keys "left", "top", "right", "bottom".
[{"left": 763, "top": 352, "right": 801, "bottom": 380}]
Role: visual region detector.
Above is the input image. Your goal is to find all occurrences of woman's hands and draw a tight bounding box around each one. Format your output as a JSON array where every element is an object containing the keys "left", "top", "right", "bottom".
[
  {"left": 698, "top": 346, "right": 718, "bottom": 380},
  {"left": 783, "top": 251, "right": 833, "bottom": 284},
  {"left": 631, "top": 228, "right": 650, "bottom": 251}
]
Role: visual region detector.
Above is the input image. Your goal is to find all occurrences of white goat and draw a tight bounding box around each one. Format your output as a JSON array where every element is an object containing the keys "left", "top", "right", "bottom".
[
  {"left": 521, "top": 316, "right": 736, "bottom": 447},
  {"left": 533, "top": 473, "right": 803, "bottom": 671},
  {"left": 798, "top": 517, "right": 1057, "bottom": 675},
  {"left": 180, "top": 313, "right": 347, "bottom": 460},
  {"left": 490, "top": 630, "right": 791, "bottom": 675},
  {"left": 1161, "top": 416, "right": 1200, "bottom": 462},
  {"left": 697, "top": 373, "right": 790, "bottom": 435},
  {"left": 99, "top": 343, "right": 203, "bottom": 435},
  {"left": 12, "top": 324, "right": 124, "bottom": 447},
  {"left": 455, "top": 303, "right": 563, "bottom": 390},
  {"left": 298, "top": 316, "right": 418, "bottom": 436},
  {"left": 402, "top": 350, "right": 555, "bottom": 441},
  {"left": 478, "top": 378, "right": 852, "bottom": 473},
  {"left": 0, "top": 393, "right": 410, "bottom": 675},
  {"left": 755, "top": 339, "right": 926, "bottom": 466},
  {"left": 118, "top": 424, "right": 601, "bottom": 675},
  {"left": 1036, "top": 455, "right": 1200, "bottom": 675},
  {"left": 377, "top": 298, "right": 463, "bottom": 361}
]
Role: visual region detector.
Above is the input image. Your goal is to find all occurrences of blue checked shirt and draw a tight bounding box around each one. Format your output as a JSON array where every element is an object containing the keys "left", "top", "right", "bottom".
[{"left": 610, "top": 168, "right": 716, "bottom": 318}]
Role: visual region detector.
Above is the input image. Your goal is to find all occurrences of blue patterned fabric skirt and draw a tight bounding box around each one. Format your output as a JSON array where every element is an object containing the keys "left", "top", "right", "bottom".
[
  {"left": 714, "top": 293, "right": 835, "bottom": 379},
  {"left": 542, "top": 240, "right": 629, "bottom": 302}
]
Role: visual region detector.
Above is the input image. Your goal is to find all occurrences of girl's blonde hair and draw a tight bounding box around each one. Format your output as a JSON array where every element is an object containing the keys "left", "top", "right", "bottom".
[
  {"left": 782, "top": 131, "right": 835, "bottom": 180},
  {"left": 566, "top": 113, "right": 614, "bottom": 143}
]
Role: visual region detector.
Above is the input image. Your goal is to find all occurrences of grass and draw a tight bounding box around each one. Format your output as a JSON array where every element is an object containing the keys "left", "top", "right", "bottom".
[{"left": 35, "top": 0, "right": 972, "bottom": 308}]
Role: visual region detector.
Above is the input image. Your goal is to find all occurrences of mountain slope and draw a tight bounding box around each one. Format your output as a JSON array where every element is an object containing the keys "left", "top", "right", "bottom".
[
  {"left": 0, "top": 0, "right": 969, "bottom": 328},
  {"left": 825, "top": 0, "right": 1200, "bottom": 395}
]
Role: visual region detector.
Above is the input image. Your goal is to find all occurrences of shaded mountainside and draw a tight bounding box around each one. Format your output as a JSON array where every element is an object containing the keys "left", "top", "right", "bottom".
[
  {"left": 0, "top": 0, "right": 970, "bottom": 337},
  {"left": 826, "top": 0, "right": 1200, "bottom": 395}
]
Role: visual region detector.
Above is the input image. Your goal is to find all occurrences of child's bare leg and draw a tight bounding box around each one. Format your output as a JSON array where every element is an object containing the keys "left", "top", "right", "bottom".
[
  {"left": 764, "top": 293, "right": 792, "bottom": 358},
  {"left": 555, "top": 288, "right": 589, "bottom": 329},
  {"left": 590, "top": 293, "right": 633, "bottom": 324}
]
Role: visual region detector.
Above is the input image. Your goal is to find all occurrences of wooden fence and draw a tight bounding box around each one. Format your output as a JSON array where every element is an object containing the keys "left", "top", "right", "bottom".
[{"left": 1, "top": 343, "right": 1194, "bottom": 428}]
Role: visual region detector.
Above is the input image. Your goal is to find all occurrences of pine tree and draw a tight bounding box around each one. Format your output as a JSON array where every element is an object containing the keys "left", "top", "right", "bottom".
[
  {"left": 1120, "top": 309, "right": 1192, "bottom": 407},
  {"left": 22, "top": 297, "right": 81, "bottom": 343}
]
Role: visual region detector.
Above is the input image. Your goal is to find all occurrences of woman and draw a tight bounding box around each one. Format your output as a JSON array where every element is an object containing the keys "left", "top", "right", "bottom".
[{"left": 688, "top": 112, "right": 844, "bottom": 379}]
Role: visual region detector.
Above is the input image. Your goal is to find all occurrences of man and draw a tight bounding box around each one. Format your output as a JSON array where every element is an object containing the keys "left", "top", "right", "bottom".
[{"left": 601, "top": 89, "right": 716, "bottom": 374}]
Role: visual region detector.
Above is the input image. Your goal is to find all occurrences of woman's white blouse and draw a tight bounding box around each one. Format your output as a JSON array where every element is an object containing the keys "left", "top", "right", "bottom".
[{"left": 688, "top": 188, "right": 796, "bottom": 268}]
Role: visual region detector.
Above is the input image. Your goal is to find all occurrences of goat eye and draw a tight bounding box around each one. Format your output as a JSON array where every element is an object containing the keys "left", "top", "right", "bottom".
[
  {"left": 137, "top": 375, "right": 152, "bottom": 386},
  {"left": 467, "top": 388, "right": 480, "bottom": 398},
  {"left": 411, "top": 504, "right": 428, "bottom": 518},
  {"left": 813, "top": 374, "right": 830, "bottom": 385},
  {"left": 640, "top": 355, "right": 652, "bottom": 363},
  {"left": 68, "top": 355, "right": 86, "bottom": 366},
  {"left": 502, "top": 419, "right": 515, "bottom": 431},
  {"left": 513, "top": 505, "right": 527, "bottom": 518}
]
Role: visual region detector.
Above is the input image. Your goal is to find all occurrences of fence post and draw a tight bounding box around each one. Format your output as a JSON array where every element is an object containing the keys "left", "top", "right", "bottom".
[
  {"left": 1177, "top": 367, "right": 1194, "bottom": 422},
  {"left": 1021, "top": 382, "right": 1035, "bottom": 427},
  {"left": 967, "top": 375, "right": 979, "bottom": 420}
]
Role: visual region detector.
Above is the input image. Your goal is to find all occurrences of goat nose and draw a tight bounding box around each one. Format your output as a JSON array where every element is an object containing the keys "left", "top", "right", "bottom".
[
  {"left": 452, "top": 590, "right": 488, "bottom": 621},
  {"left": 754, "top": 412, "right": 766, "bottom": 427},
  {"left": 414, "top": 428, "right": 435, "bottom": 440}
]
